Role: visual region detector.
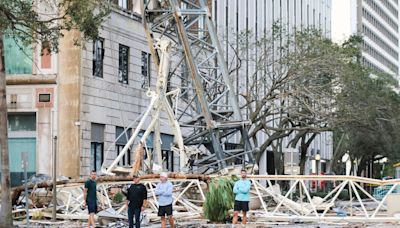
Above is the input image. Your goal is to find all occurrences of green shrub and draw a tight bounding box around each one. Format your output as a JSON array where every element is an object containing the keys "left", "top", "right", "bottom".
[
  {"left": 113, "top": 192, "right": 124, "bottom": 204},
  {"left": 203, "top": 176, "right": 237, "bottom": 223}
]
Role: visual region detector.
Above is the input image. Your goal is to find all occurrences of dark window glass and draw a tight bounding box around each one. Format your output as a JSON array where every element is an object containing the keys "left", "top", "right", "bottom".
[
  {"left": 93, "top": 39, "right": 104, "bottom": 78},
  {"left": 118, "top": 45, "right": 129, "bottom": 84},
  {"left": 91, "top": 142, "right": 104, "bottom": 172},
  {"left": 8, "top": 113, "right": 36, "bottom": 131},
  {"left": 141, "top": 51, "right": 151, "bottom": 88},
  {"left": 39, "top": 94, "right": 51, "bottom": 102},
  {"left": 91, "top": 123, "right": 105, "bottom": 171},
  {"left": 116, "top": 126, "right": 131, "bottom": 166}
]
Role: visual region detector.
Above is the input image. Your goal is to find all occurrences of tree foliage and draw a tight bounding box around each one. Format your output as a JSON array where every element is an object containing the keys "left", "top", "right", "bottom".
[
  {"left": 228, "top": 25, "right": 400, "bottom": 175},
  {"left": 0, "top": 0, "right": 109, "bottom": 52},
  {"left": 332, "top": 62, "right": 400, "bottom": 175}
]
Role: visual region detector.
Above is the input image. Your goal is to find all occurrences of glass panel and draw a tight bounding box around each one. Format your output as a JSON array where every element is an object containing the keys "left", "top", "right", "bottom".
[
  {"left": 93, "top": 39, "right": 104, "bottom": 77},
  {"left": 41, "top": 47, "right": 51, "bottom": 69},
  {"left": 95, "top": 143, "right": 103, "bottom": 171},
  {"left": 141, "top": 52, "right": 151, "bottom": 88},
  {"left": 118, "top": 45, "right": 129, "bottom": 84},
  {"left": 8, "top": 114, "right": 36, "bottom": 131},
  {"left": 2, "top": 138, "right": 36, "bottom": 172},
  {"left": 116, "top": 126, "right": 131, "bottom": 145},
  {"left": 90, "top": 143, "right": 95, "bottom": 171},
  {"left": 91, "top": 123, "right": 104, "bottom": 142},
  {"left": 3, "top": 34, "right": 32, "bottom": 75}
]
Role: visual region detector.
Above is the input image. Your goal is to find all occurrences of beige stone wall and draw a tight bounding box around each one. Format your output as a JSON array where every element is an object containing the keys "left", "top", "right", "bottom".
[{"left": 57, "top": 30, "right": 82, "bottom": 178}]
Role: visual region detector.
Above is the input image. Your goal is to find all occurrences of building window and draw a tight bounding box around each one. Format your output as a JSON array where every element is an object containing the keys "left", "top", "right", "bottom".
[
  {"left": 118, "top": 0, "right": 127, "bottom": 9},
  {"left": 8, "top": 113, "right": 36, "bottom": 131},
  {"left": 38, "top": 94, "right": 51, "bottom": 102},
  {"left": 3, "top": 34, "right": 32, "bottom": 75},
  {"left": 162, "top": 150, "right": 174, "bottom": 172},
  {"left": 41, "top": 44, "right": 51, "bottom": 69},
  {"left": 93, "top": 38, "right": 104, "bottom": 78},
  {"left": 118, "top": 44, "right": 129, "bottom": 84},
  {"left": 116, "top": 126, "right": 131, "bottom": 166},
  {"left": 91, "top": 123, "right": 105, "bottom": 172},
  {"left": 141, "top": 51, "right": 151, "bottom": 89}
]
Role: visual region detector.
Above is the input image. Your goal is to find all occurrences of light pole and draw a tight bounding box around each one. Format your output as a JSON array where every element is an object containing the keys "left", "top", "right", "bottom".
[
  {"left": 52, "top": 136, "right": 57, "bottom": 221},
  {"left": 21, "top": 152, "right": 29, "bottom": 226},
  {"left": 315, "top": 153, "right": 321, "bottom": 191}
]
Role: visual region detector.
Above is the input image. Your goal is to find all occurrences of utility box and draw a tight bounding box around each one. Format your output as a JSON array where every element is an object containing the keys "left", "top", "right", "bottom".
[{"left": 387, "top": 193, "right": 400, "bottom": 216}]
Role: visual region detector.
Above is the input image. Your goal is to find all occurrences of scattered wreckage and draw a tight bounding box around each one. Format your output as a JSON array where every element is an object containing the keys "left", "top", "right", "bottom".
[{"left": 10, "top": 173, "right": 400, "bottom": 226}]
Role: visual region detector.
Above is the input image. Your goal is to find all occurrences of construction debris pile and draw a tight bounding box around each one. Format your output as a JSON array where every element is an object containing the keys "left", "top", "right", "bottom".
[{"left": 10, "top": 173, "right": 400, "bottom": 226}]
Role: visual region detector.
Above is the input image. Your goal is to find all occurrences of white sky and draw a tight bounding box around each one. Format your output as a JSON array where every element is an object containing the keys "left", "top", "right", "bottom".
[{"left": 331, "top": 0, "right": 356, "bottom": 44}]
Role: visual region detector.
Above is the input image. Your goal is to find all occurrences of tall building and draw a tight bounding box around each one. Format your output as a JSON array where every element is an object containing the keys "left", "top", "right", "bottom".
[
  {"left": 212, "top": 0, "right": 333, "bottom": 175},
  {"left": 332, "top": 0, "right": 399, "bottom": 76}
]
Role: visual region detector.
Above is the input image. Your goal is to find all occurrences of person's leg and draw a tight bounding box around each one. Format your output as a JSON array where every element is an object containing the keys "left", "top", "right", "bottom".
[
  {"left": 87, "top": 214, "right": 91, "bottom": 228},
  {"left": 232, "top": 211, "right": 239, "bottom": 224},
  {"left": 134, "top": 207, "right": 141, "bottom": 228},
  {"left": 88, "top": 213, "right": 94, "bottom": 228},
  {"left": 128, "top": 206, "right": 134, "bottom": 228},
  {"left": 168, "top": 216, "right": 174, "bottom": 228},
  {"left": 87, "top": 201, "right": 95, "bottom": 228},
  {"left": 242, "top": 211, "right": 247, "bottom": 224},
  {"left": 160, "top": 216, "right": 166, "bottom": 228},
  {"left": 91, "top": 214, "right": 96, "bottom": 227}
]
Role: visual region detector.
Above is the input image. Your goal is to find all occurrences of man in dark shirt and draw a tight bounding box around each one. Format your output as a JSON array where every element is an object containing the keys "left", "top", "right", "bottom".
[
  {"left": 126, "top": 175, "right": 148, "bottom": 228},
  {"left": 84, "top": 170, "right": 97, "bottom": 228}
]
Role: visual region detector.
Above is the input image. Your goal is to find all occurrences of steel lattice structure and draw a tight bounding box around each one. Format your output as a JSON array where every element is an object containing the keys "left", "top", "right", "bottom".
[{"left": 141, "top": 0, "right": 255, "bottom": 173}]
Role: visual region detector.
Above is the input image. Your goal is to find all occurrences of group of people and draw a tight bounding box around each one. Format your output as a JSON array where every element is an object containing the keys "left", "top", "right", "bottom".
[{"left": 84, "top": 169, "right": 252, "bottom": 228}]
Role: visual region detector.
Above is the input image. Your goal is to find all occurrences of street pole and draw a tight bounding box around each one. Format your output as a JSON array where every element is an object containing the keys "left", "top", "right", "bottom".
[
  {"left": 52, "top": 136, "right": 57, "bottom": 221},
  {"left": 21, "top": 152, "right": 29, "bottom": 226}
]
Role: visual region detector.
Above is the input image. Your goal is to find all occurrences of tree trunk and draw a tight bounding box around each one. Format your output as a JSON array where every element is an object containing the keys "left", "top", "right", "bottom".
[
  {"left": 299, "top": 133, "right": 318, "bottom": 175},
  {"left": 273, "top": 145, "right": 283, "bottom": 175},
  {"left": 0, "top": 31, "right": 13, "bottom": 227}
]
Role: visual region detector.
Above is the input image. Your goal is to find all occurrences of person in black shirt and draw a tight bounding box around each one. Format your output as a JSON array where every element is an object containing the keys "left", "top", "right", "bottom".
[
  {"left": 126, "top": 175, "right": 148, "bottom": 228},
  {"left": 84, "top": 170, "right": 97, "bottom": 228}
]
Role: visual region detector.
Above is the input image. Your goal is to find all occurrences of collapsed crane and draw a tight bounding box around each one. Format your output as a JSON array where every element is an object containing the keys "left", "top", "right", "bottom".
[{"left": 103, "top": 0, "right": 256, "bottom": 175}]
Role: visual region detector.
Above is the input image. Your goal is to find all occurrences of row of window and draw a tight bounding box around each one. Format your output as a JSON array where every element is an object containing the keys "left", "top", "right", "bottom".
[
  {"left": 362, "top": 8, "right": 398, "bottom": 45},
  {"left": 90, "top": 124, "right": 174, "bottom": 172},
  {"left": 364, "top": 0, "right": 398, "bottom": 31},
  {"left": 362, "top": 57, "right": 385, "bottom": 74},
  {"left": 379, "top": 0, "right": 398, "bottom": 19},
  {"left": 362, "top": 24, "right": 398, "bottom": 59},
  {"left": 363, "top": 42, "right": 398, "bottom": 74},
  {"left": 92, "top": 38, "right": 151, "bottom": 88}
]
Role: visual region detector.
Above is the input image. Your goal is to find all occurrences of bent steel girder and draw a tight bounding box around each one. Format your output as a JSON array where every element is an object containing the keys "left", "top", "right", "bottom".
[{"left": 142, "top": 0, "right": 254, "bottom": 172}]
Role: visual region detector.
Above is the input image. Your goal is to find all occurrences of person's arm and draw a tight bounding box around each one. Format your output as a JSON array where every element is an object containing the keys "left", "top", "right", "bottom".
[
  {"left": 162, "top": 182, "right": 173, "bottom": 197},
  {"left": 239, "top": 180, "right": 251, "bottom": 193},
  {"left": 142, "top": 185, "right": 148, "bottom": 210},
  {"left": 155, "top": 183, "right": 164, "bottom": 195},
  {"left": 125, "top": 187, "right": 130, "bottom": 208},
  {"left": 233, "top": 182, "right": 239, "bottom": 194},
  {"left": 83, "top": 188, "right": 87, "bottom": 206}
]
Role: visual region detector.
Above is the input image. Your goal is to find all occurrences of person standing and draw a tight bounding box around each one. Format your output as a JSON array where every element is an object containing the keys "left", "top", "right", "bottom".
[
  {"left": 155, "top": 172, "right": 174, "bottom": 228},
  {"left": 126, "top": 175, "right": 148, "bottom": 228},
  {"left": 84, "top": 170, "right": 97, "bottom": 228},
  {"left": 232, "top": 169, "right": 251, "bottom": 225}
]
